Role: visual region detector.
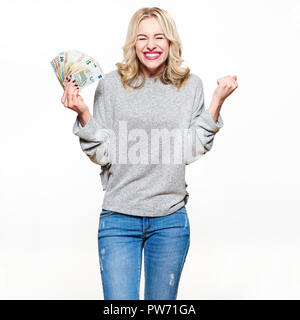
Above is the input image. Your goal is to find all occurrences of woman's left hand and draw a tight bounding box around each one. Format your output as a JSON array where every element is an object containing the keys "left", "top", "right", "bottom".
[{"left": 213, "top": 75, "right": 238, "bottom": 104}]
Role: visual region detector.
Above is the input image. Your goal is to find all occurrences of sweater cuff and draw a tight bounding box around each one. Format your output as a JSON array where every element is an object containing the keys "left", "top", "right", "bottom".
[
  {"left": 201, "top": 109, "right": 224, "bottom": 132},
  {"left": 72, "top": 114, "right": 100, "bottom": 141}
]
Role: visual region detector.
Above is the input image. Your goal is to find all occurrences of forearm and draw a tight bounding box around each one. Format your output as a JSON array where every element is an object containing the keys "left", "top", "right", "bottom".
[
  {"left": 78, "top": 109, "right": 91, "bottom": 127},
  {"left": 208, "top": 94, "right": 223, "bottom": 123}
]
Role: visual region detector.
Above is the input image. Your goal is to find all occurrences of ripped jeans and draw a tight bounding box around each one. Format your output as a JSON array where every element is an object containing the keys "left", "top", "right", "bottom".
[{"left": 98, "top": 206, "right": 190, "bottom": 300}]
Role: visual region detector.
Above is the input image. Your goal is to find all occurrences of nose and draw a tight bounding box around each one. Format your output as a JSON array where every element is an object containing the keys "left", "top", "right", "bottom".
[{"left": 146, "top": 38, "right": 157, "bottom": 51}]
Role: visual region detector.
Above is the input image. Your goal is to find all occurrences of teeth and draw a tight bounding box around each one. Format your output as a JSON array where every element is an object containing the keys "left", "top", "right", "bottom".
[{"left": 145, "top": 53, "right": 160, "bottom": 57}]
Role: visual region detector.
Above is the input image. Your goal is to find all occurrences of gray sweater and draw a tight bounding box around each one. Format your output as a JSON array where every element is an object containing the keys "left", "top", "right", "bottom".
[{"left": 72, "top": 69, "right": 224, "bottom": 217}]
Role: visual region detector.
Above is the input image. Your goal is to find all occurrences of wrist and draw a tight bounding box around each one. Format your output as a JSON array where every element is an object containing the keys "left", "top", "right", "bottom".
[
  {"left": 78, "top": 108, "right": 91, "bottom": 127},
  {"left": 78, "top": 106, "right": 89, "bottom": 117},
  {"left": 212, "top": 94, "right": 224, "bottom": 108}
]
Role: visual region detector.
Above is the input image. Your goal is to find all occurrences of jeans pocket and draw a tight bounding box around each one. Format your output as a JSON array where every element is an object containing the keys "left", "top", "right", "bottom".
[
  {"left": 175, "top": 206, "right": 189, "bottom": 229},
  {"left": 176, "top": 206, "right": 187, "bottom": 214}
]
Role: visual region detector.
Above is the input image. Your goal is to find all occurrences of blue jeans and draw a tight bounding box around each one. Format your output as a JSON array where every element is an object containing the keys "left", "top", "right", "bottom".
[{"left": 98, "top": 206, "right": 190, "bottom": 300}]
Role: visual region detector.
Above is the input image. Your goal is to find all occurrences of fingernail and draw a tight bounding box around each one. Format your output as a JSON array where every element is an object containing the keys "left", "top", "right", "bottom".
[{"left": 72, "top": 79, "right": 76, "bottom": 83}]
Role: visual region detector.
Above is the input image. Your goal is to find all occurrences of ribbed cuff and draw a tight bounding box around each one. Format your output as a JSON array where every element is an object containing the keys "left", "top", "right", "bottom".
[
  {"left": 72, "top": 114, "right": 107, "bottom": 141},
  {"left": 201, "top": 109, "right": 224, "bottom": 132}
]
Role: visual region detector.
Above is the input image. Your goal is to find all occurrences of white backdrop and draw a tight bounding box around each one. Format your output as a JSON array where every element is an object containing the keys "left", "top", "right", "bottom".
[{"left": 0, "top": 0, "right": 300, "bottom": 299}]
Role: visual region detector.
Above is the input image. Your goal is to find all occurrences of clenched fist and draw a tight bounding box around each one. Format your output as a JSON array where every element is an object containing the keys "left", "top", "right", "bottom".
[
  {"left": 61, "top": 77, "right": 89, "bottom": 115},
  {"left": 213, "top": 75, "right": 238, "bottom": 104}
]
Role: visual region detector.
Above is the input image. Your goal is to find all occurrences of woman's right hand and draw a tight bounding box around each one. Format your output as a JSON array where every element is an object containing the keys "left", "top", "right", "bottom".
[{"left": 61, "top": 77, "right": 89, "bottom": 115}]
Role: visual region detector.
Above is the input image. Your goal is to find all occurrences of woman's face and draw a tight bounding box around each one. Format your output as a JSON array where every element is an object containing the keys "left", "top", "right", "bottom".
[{"left": 135, "top": 16, "right": 170, "bottom": 77}]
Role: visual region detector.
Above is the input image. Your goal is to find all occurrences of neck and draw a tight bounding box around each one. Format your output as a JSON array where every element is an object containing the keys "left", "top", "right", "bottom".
[{"left": 139, "top": 63, "right": 165, "bottom": 78}]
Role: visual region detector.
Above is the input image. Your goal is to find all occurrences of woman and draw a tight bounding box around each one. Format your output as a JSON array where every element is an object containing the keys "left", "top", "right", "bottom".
[{"left": 61, "top": 7, "right": 238, "bottom": 300}]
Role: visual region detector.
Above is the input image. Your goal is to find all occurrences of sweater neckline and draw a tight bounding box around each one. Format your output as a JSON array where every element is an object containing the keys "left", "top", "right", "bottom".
[
  {"left": 135, "top": 74, "right": 160, "bottom": 86},
  {"left": 145, "top": 76, "right": 159, "bottom": 83}
]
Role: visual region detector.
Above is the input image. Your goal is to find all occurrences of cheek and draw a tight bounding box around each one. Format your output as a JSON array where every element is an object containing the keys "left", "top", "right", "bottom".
[
  {"left": 163, "top": 47, "right": 169, "bottom": 58},
  {"left": 135, "top": 44, "right": 143, "bottom": 54},
  {"left": 162, "top": 43, "right": 169, "bottom": 54}
]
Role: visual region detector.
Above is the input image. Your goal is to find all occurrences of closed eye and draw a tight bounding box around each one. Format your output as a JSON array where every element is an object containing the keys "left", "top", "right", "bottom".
[{"left": 138, "top": 37, "right": 164, "bottom": 40}]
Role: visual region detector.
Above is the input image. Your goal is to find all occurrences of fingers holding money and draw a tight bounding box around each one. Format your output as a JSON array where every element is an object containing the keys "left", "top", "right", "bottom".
[
  {"left": 59, "top": 75, "right": 88, "bottom": 114},
  {"left": 71, "top": 79, "right": 80, "bottom": 93},
  {"left": 61, "top": 76, "right": 71, "bottom": 105},
  {"left": 68, "top": 80, "right": 79, "bottom": 105},
  {"left": 65, "top": 79, "right": 80, "bottom": 110},
  {"left": 61, "top": 76, "right": 79, "bottom": 108}
]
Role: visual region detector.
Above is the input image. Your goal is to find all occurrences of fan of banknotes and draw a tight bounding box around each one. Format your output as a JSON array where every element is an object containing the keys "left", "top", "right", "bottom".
[{"left": 50, "top": 50, "right": 104, "bottom": 91}]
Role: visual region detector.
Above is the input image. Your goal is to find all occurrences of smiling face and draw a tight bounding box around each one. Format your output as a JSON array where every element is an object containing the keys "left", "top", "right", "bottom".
[{"left": 135, "top": 16, "right": 170, "bottom": 78}]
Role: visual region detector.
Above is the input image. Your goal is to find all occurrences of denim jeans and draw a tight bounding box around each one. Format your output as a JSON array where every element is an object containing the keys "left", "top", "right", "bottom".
[{"left": 98, "top": 206, "right": 190, "bottom": 300}]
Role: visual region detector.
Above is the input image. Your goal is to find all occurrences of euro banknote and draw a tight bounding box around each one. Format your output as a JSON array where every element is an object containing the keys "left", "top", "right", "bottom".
[{"left": 50, "top": 50, "right": 103, "bottom": 91}]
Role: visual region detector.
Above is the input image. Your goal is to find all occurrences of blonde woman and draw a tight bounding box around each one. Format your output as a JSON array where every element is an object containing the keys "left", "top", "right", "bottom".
[{"left": 61, "top": 7, "right": 238, "bottom": 300}]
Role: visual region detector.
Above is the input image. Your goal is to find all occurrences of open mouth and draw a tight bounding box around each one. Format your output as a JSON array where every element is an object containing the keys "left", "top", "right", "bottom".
[{"left": 143, "top": 52, "right": 163, "bottom": 60}]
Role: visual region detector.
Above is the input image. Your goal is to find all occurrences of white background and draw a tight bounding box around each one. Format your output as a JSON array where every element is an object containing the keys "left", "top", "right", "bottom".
[{"left": 0, "top": 0, "right": 300, "bottom": 299}]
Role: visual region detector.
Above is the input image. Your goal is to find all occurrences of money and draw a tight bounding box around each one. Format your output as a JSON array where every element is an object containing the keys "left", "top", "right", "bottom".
[{"left": 50, "top": 50, "right": 104, "bottom": 91}]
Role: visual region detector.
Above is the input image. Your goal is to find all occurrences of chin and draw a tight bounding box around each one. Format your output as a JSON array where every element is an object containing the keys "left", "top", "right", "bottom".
[{"left": 143, "top": 59, "right": 166, "bottom": 67}]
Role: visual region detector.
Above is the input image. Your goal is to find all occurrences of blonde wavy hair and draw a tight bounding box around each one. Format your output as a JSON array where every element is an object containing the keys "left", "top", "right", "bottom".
[{"left": 115, "top": 7, "right": 190, "bottom": 92}]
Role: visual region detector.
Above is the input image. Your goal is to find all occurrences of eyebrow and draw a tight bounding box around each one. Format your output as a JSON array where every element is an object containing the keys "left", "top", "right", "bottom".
[{"left": 136, "top": 33, "right": 165, "bottom": 37}]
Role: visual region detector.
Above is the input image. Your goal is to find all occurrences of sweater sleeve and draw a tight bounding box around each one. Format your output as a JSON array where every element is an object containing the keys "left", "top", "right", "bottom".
[
  {"left": 184, "top": 76, "right": 224, "bottom": 165},
  {"left": 72, "top": 77, "right": 114, "bottom": 167}
]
